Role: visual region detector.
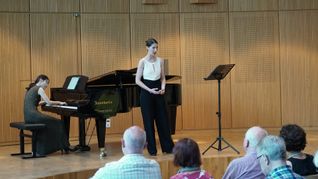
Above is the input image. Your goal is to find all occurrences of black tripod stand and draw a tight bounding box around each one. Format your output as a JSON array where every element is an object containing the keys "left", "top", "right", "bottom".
[{"left": 202, "top": 64, "right": 240, "bottom": 155}]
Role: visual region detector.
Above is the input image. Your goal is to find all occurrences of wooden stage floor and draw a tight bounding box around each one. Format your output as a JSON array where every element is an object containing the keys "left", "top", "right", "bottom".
[{"left": 1, "top": 128, "right": 318, "bottom": 179}]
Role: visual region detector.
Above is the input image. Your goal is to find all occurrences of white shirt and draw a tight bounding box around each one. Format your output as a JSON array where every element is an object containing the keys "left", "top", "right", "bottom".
[{"left": 143, "top": 58, "right": 161, "bottom": 81}]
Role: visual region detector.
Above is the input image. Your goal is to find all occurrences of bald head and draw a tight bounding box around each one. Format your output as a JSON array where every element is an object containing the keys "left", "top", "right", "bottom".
[
  {"left": 122, "top": 126, "right": 146, "bottom": 154},
  {"left": 245, "top": 126, "right": 268, "bottom": 148}
]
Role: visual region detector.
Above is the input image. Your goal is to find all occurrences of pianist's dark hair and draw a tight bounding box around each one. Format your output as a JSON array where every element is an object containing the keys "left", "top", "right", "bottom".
[
  {"left": 145, "top": 38, "right": 158, "bottom": 47},
  {"left": 27, "top": 74, "right": 49, "bottom": 91}
]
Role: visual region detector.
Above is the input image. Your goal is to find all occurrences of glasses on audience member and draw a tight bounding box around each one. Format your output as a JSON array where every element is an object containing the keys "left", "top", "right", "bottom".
[{"left": 257, "top": 154, "right": 264, "bottom": 160}]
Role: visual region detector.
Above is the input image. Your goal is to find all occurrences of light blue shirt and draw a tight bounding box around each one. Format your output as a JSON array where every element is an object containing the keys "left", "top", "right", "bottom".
[{"left": 91, "top": 154, "right": 162, "bottom": 179}]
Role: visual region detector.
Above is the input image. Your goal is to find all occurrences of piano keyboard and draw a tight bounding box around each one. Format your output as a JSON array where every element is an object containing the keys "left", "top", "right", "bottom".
[{"left": 49, "top": 104, "right": 78, "bottom": 110}]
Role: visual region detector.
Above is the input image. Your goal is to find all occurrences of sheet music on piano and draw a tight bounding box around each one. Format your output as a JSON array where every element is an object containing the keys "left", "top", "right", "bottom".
[{"left": 47, "top": 104, "right": 78, "bottom": 110}]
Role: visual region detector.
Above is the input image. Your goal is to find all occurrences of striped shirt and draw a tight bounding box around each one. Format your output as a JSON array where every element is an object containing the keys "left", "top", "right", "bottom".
[{"left": 91, "top": 154, "right": 162, "bottom": 179}]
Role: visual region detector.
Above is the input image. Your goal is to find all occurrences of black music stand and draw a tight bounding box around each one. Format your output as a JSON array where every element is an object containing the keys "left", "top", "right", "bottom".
[{"left": 202, "top": 64, "right": 240, "bottom": 154}]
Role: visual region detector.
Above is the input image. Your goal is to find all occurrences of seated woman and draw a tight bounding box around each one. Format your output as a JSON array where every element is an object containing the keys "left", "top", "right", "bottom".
[
  {"left": 171, "top": 138, "right": 213, "bottom": 179},
  {"left": 24, "top": 74, "right": 70, "bottom": 155},
  {"left": 279, "top": 124, "right": 318, "bottom": 176}
]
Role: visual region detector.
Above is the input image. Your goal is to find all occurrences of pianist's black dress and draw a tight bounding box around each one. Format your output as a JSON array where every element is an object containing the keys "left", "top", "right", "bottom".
[{"left": 24, "top": 86, "right": 69, "bottom": 155}]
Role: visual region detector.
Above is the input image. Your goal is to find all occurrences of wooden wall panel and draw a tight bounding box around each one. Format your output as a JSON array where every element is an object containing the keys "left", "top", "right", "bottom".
[
  {"left": 229, "top": 0, "right": 278, "bottom": 11},
  {"left": 30, "top": 14, "right": 80, "bottom": 87},
  {"left": 0, "top": 0, "right": 29, "bottom": 12},
  {"left": 30, "top": 14, "right": 80, "bottom": 136},
  {"left": 280, "top": 11, "right": 318, "bottom": 126},
  {"left": 230, "top": 12, "right": 281, "bottom": 128},
  {"left": 180, "top": 0, "right": 228, "bottom": 12},
  {"left": 81, "top": 0, "right": 129, "bottom": 13},
  {"left": 180, "top": 13, "right": 231, "bottom": 130},
  {"left": 104, "top": 113, "right": 133, "bottom": 134},
  {"left": 0, "top": 13, "right": 30, "bottom": 143},
  {"left": 130, "top": 0, "right": 178, "bottom": 13},
  {"left": 130, "top": 13, "right": 180, "bottom": 75},
  {"left": 175, "top": 107, "right": 182, "bottom": 131},
  {"left": 81, "top": 14, "right": 131, "bottom": 77},
  {"left": 132, "top": 108, "right": 144, "bottom": 128},
  {"left": 279, "top": 0, "right": 318, "bottom": 10},
  {"left": 81, "top": 14, "right": 132, "bottom": 134},
  {"left": 30, "top": 0, "right": 79, "bottom": 12}
]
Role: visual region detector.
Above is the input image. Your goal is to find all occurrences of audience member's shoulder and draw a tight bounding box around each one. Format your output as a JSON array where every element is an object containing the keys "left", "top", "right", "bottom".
[
  {"left": 229, "top": 155, "right": 249, "bottom": 165},
  {"left": 147, "top": 158, "right": 160, "bottom": 166},
  {"left": 103, "top": 160, "right": 121, "bottom": 169},
  {"left": 305, "top": 153, "right": 315, "bottom": 159},
  {"left": 314, "top": 150, "right": 318, "bottom": 167}
]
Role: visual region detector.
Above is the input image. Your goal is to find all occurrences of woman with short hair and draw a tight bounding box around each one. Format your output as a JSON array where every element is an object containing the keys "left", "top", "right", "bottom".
[
  {"left": 279, "top": 124, "right": 317, "bottom": 176},
  {"left": 171, "top": 138, "right": 213, "bottom": 179}
]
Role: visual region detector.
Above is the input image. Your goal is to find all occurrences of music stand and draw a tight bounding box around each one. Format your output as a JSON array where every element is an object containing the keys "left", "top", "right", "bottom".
[{"left": 202, "top": 64, "right": 240, "bottom": 154}]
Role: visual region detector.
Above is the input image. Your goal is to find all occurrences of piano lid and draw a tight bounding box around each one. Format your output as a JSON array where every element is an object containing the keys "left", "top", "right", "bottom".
[
  {"left": 87, "top": 69, "right": 136, "bottom": 86},
  {"left": 86, "top": 68, "right": 181, "bottom": 86}
]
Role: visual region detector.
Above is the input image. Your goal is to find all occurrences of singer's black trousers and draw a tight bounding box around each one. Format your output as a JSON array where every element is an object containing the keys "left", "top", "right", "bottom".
[{"left": 140, "top": 79, "right": 174, "bottom": 155}]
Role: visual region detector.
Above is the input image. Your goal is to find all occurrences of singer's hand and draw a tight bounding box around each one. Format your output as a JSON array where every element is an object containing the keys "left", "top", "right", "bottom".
[
  {"left": 149, "top": 88, "right": 159, "bottom": 94},
  {"left": 159, "top": 89, "right": 165, "bottom": 95}
]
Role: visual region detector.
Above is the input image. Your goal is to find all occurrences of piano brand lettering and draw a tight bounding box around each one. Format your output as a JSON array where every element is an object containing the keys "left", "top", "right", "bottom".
[
  {"left": 96, "top": 109, "right": 114, "bottom": 113},
  {"left": 94, "top": 100, "right": 113, "bottom": 105}
]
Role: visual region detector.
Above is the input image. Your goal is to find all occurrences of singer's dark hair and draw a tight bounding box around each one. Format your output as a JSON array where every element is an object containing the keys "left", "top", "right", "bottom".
[
  {"left": 145, "top": 38, "right": 158, "bottom": 47},
  {"left": 27, "top": 74, "right": 49, "bottom": 91}
]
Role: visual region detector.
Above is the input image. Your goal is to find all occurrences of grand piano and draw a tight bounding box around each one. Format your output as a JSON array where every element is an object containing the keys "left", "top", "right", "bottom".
[{"left": 42, "top": 68, "right": 181, "bottom": 156}]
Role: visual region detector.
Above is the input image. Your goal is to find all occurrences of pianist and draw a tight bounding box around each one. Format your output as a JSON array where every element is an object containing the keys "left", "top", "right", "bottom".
[{"left": 24, "top": 74, "right": 70, "bottom": 155}]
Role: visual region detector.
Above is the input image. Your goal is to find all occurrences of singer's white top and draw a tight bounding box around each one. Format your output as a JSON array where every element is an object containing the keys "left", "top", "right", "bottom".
[{"left": 143, "top": 58, "right": 161, "bottom": 81}]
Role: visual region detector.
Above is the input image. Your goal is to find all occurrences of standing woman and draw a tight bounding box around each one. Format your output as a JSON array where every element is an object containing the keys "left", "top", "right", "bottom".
[
  {"left": 24, "top": 74, "right": 70, "bottom": 155},
  {"left": 135, "top": 38, "right": 174, "bottom": 156}
]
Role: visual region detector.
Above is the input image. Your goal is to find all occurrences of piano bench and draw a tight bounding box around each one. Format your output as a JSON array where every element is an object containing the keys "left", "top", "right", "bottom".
[{"left": 10, "top": 122, "right": 46, "bottom": 159}]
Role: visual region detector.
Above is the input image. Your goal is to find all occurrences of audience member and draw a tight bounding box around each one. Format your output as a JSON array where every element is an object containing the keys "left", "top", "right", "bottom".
[
  {"left": 314, "top": 151, "right": 318, "bottom": 168},
  {"left": 256, "top": 135, "right": 303, "bottom": 179},
  {"left": 171, "top": 138, "right": 213, "bottom": 179},
  {"left": 91, "top": 126, "right": 162, "bottom": 179},
  {"left": 279, "top": 124, "right": 317, "bottom": 176},
  {"left": 223, "top": 126, "right": 268, "bottom": 179}
]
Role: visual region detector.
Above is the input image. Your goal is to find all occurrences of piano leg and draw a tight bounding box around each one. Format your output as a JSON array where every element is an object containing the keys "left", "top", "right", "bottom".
[
  {"left": 95, "top": 117, "right": 106, "bottom": 148},
  {"left": 62, "top": 116, "right": 70, "bottom": 141},
  {"left": 76, "top": 117, "right": 90, "bottom": 152},
  {"left": 95, "top": 117, "right": 107, "bottom": 158}
]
